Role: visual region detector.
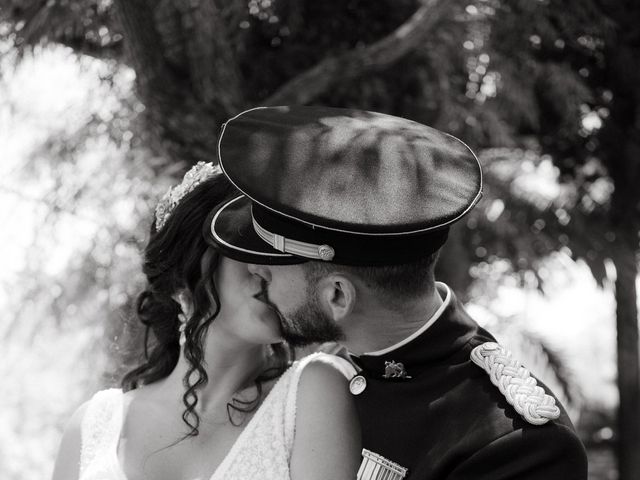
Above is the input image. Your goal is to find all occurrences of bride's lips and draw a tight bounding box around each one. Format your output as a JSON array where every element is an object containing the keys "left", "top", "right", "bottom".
[
  {"left": 253, "top": 279, "right": 269, "bottom": 304},
  {"left": 253, "top": 279, "right": 287, "bottom": 333}
]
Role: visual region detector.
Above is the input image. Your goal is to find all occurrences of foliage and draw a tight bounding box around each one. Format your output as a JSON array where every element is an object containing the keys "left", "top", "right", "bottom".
[
  {"left": 0, "top": 47, "right": 160, "bottom": 479},
  {"left": 0, "top": 0, "right": 122, "bottom": 60},
  {"left": 1, "top": 0, "right": 637, "bottom": 477}
]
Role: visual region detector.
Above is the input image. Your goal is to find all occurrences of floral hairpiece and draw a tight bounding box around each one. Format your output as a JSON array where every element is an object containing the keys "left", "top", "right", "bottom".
[{"left": 154, "top": 161, "right": 221, "bottom": 230}]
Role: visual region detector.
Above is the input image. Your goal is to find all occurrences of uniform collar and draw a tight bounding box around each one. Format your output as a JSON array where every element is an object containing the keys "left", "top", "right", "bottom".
[
  {"left": 350, "top": 282, "right": 479, "bottom": 378},
  {"left": 363, "top": 282, "right": 452, "bottom": 357}
]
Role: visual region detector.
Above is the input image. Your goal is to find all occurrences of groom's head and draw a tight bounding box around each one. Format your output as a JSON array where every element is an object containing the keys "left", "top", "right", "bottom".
[
  {"left": 205, "top": 106, "right": 481, "bottom": 344},
  {"left": 247, "top": 251, "right": 440, "bottom": 346}
]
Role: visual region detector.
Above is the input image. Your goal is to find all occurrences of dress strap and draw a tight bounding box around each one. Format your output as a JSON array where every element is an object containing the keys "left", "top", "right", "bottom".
[
  {"left": 79, "top": 389, "right": 124, "bottom": 477},
  {"left": 304, "top": 351, "right": 359, "bottom": 379}
]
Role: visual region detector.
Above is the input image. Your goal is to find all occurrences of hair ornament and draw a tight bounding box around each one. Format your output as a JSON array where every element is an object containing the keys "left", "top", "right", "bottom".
[{"left": 155, "top": 162, "right": 221, "bottom": 230}]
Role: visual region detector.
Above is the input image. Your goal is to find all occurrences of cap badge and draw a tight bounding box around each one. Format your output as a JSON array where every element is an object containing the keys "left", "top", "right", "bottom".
[
  {"left": 470, "top": 342, "right": 561, "bottom": 425},
  {"left": 357, "top": 449, "right": 408, "bottom": 480},
  {"left": 383, "top": 360, "right": 412, "bottom": 379},
  {"left": 317, "top": 244, "right": 335, "bottom": 261},
  {"left": 349, "top": 375, "right": 367, "bottom": 395}
]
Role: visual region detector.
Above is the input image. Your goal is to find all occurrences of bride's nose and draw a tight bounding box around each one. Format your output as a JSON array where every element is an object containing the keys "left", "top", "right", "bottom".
[{"left": 247, "top": 264, "right": 272, "bottom": 283}]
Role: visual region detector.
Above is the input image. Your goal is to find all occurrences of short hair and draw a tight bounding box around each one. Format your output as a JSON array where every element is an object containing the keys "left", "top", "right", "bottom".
[{"left": 303, "top": 250, "right": 440, "bottom": 307}]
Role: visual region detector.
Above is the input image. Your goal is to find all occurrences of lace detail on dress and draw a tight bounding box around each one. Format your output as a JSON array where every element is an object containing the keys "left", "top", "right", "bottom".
[
  {"left": 78, "top": 353, "right": 356, "bottom": 480},
  {"left": 212, "top": 352, "right": 356, "bottom": 480},
  {"left": 79, "top": 388, "right": 125, "bottom": 480}
]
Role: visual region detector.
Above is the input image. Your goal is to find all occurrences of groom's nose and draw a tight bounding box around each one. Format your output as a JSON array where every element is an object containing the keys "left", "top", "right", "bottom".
[{"left": 247, "top": 264, "right": 272, "bottom": 283}]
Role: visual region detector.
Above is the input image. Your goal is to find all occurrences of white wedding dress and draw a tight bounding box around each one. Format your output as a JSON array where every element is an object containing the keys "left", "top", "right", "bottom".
[{"left": 79, "top": 352, "right": 356, "bottom": 480}]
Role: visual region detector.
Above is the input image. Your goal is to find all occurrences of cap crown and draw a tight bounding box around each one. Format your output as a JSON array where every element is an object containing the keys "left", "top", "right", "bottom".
[{"left": 219, "top": 106, "right": 481, "bottom": 235}]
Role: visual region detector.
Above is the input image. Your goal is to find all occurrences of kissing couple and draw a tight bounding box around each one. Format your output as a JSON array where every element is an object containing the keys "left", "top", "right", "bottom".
[{"left": 53, "top": 106, "right": 587, "bottom": 480}]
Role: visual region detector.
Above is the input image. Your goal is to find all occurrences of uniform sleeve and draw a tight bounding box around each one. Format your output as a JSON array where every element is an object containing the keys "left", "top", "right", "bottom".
[{"left": 446, "top": 423, "right": 588, "bottom": 480}]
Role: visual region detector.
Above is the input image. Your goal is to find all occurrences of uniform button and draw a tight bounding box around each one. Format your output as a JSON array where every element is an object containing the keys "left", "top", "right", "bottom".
[{"left": 349, "top": 375, "right": 367, "bottom": 395}]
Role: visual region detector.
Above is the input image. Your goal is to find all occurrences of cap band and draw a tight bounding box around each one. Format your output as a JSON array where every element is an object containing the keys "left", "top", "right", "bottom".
[
  {"left": 252, "top": 214, "right": 336, "bottom": 261},
  {"left": 252, "top": 203, "right": 449, "bottom": 266}
]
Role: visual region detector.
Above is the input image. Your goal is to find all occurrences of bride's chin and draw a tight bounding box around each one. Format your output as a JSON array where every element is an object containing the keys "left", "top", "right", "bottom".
[{"left": 259, "top": 310, "right": 281, "bottom": 331}]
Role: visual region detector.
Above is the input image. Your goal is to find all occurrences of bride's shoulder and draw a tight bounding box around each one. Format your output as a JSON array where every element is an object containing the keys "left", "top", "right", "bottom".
[
  {"left": 50, "top": 395, "right": 94, "bottom": 480},
  {"left": 289, "top": 352, "right": 361, "bottom": 480},
  {"left": 294, "top": 352, "right": 356, "bottom": 405},
  {"left": 62, "top": 388, "right": 122, "bottom": 432},
  {"left": 61, "top": 398, "right": 92, "bottom": 434},
  {"left": 51, "top": 388, "right": 123, "bottom": 480}
]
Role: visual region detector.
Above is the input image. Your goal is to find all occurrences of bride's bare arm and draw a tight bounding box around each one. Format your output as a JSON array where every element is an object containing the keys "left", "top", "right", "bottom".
[
  {"left": 51, "top": 402, "right": 89, "bottom": 480},
  {"left": 290, "top": 362, "right": 361, "bottom": 480}
]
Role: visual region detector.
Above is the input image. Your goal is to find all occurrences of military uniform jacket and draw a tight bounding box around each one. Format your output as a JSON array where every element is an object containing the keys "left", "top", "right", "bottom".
[{"left": 350, "top": 283, "right": 588, "bottom": 480}]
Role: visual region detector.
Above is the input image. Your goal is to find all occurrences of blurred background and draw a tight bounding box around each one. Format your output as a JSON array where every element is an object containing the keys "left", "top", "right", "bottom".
[{"left": 0, "top": 0, "right": 638, "bottom": 479}]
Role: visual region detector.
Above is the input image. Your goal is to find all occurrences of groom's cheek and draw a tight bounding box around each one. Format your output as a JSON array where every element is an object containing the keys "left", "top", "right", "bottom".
[{"left": 270, "top": 267, "right": 308, "bottom": 311}]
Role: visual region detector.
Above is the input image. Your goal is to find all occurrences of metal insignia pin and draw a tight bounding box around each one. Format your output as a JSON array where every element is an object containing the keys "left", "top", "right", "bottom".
[
  {"left": 349, "top": 375, "right": 367, "bottom": 395},
  {"left": 317, "top": 244, "right": 335, "bottom": 261},
  {"left": 383, "top": 360, "right": 412, "bottom": 379}
]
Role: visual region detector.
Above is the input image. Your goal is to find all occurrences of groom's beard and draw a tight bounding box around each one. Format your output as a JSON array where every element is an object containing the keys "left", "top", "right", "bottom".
[{"left": 256, "top": 280, "right": 344, "bottom": 347}]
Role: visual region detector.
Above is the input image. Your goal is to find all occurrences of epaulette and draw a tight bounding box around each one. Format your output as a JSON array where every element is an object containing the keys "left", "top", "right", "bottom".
[{"left": 470, "top": 342, "right": 561, "bottom": 425}]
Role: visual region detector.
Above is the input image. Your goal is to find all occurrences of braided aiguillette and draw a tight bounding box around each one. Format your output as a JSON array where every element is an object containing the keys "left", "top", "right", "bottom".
[{"left": 470, "top": 342, "right": 560, "bottom": 425}]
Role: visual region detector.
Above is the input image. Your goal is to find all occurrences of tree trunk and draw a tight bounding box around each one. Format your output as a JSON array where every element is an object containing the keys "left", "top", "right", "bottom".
[
  {"left": 603, "top": 21, "right": 640, "bottom": 476},
  {"left": 612, "top": 225, "right": 640, "bottom": 480},
  {"left": 113, "top": 0, "right": 244, "bottom": 166},
  {"left": 113, "top": 0, "right": 451, "bottom": 167}
]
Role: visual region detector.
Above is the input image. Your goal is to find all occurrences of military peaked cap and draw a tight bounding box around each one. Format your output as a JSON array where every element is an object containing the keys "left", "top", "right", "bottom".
[{"left": 206, "top": 106, "right": 482, "bottom": 266}]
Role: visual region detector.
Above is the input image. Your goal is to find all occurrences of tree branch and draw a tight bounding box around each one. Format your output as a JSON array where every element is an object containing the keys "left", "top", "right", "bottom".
[
  {"left": 57, "top": 37, "right": 124, "bottom": 61},
  {"left": 262, "top": 0, "right": 450, "bottom": 106}
]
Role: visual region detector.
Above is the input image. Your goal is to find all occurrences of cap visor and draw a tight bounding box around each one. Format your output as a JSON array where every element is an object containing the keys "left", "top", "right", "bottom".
[{"left": 204, "top": 195, "right": 306, "bottom": 265}]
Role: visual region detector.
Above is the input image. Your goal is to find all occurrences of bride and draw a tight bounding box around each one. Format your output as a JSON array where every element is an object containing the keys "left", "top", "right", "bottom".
[{"left": 52, "top": 163, "right": 361, "bottom": 480}]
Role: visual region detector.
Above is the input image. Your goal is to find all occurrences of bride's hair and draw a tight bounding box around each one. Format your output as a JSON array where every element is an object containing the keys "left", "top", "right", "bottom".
[{"left": 121, "top": 171, "right": 289, "bottom": 438}]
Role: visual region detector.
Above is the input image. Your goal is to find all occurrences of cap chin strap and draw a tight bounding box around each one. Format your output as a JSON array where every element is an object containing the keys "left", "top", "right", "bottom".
[{"left": 252, "top": 215, "right": 336, "bottom": 261}]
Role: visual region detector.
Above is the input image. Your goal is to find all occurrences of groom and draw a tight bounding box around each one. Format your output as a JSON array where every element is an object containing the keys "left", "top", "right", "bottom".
[{"left": 205, "top": 106, "right": 588, "bottom": 479}]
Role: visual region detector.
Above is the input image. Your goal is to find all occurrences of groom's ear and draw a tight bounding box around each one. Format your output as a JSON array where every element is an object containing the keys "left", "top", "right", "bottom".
[{"left": 318, "top": 274, "right": 356, "bottom": 322}]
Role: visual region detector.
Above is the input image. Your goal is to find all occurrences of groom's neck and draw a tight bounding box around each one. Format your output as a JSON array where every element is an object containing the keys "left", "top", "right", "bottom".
[{"left": 342, "top": 286, "right": 443, "bottom": 355}]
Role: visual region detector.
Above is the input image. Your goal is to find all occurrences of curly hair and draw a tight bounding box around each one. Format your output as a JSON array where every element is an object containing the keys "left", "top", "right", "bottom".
[{"left": 121, "top": 171, "right": 290, "bottom": 438}]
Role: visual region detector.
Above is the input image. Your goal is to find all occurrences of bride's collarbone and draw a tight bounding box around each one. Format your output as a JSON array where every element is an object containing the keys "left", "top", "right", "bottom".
[
  {"left": 120, "top": 392, "right": 256, "bottom": 480},
  {"left": 121, "top": 422, "right": 250, "bottom": 480}
]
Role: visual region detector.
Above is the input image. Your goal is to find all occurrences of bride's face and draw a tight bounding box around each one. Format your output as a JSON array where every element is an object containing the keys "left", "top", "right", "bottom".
[{"left": 211, "top": 257, "right": 283, "bottom": 345}]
